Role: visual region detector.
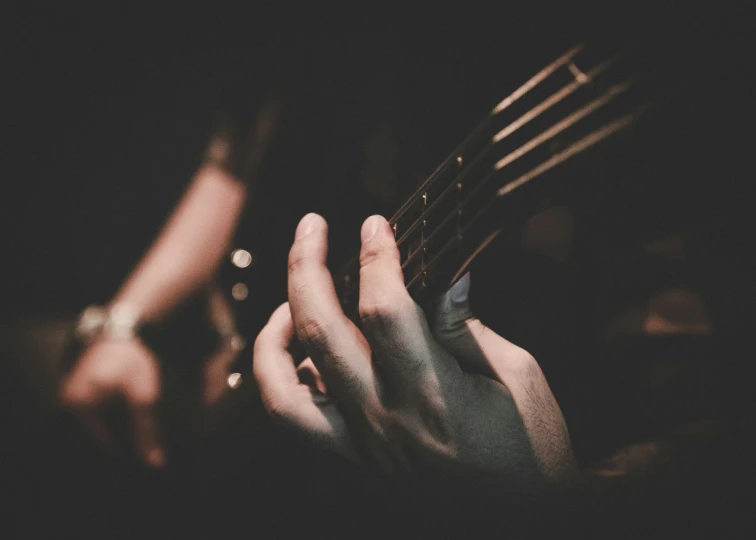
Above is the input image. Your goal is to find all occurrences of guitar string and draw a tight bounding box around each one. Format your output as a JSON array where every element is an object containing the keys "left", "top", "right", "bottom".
[
  {"left": 387, "top": 44, "right": 586, "bottom": 227},
  {"left": 336, "top": 66, "right": 636, "bottom": 300},
  {"left": 338, "top": 45, "right": 656, "bottom": 300},
  {"left": 403, "top": 110, "right": 645, "bottom": 291},
  {"left": 393, "top": 52, "right": 626, "bottom": 249},
  {"left": 400, "top": 42, "right": 697, "bottom": 282},
  {"left": 339, "top": 103, "right": 648, "bottom": 301},
  {"left": 393, "top": 38, "right": 694, "bottom": 254},
  {"left": 398, "top": 75, "right": 642, "bottom": 271}
]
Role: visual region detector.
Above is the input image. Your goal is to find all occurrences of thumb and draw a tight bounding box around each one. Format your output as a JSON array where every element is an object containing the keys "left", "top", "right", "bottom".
[
  {"left": 430, "top": 272, "right": 529, "bottom": 379},
  {"left": 429, "top": 272, "right": 496, "bottom": 376},
  {"left": 429, "top": 272, "right": 474, "bottom": 345}
]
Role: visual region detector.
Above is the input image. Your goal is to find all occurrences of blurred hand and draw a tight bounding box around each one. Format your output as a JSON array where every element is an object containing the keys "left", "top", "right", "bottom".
[
  {"left": 253, "top": 213, "right": 577, "bottom": 485},
  {"left": 60, "top": 337, "right": 165, "bottom": 468}
]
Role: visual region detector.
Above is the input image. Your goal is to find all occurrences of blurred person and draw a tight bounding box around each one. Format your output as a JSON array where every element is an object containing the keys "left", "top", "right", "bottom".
[{"left": 58, "top": 103, "right": 277, "bottom": 468}]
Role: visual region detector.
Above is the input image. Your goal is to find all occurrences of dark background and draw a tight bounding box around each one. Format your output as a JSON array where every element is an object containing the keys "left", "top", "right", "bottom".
[{"left": 1, "top": 3, "right": 754, "bottom": 538}]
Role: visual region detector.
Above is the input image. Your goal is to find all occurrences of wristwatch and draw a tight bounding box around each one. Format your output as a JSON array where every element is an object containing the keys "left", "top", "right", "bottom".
[{"left": 73, "top": 303, "right": 142, "bottom": 344}]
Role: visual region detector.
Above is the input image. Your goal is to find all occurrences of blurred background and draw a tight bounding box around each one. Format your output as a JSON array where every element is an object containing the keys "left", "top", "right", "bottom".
[{"left": 1, "top": 3, "right": 754, "bottom": 538}]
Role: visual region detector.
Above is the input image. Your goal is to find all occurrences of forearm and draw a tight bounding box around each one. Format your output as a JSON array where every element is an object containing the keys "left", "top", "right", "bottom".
[{"left": 110, "top": 164, "right": 246, "bottom": 322}]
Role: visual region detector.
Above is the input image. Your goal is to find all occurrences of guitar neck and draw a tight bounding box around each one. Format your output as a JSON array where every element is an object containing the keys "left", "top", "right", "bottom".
[{"left": 335, "top": 41, "right": 670, "bottom": 319}]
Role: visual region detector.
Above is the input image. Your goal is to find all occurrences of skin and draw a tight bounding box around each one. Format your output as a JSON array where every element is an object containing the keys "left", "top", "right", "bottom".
[
  {"left": 253, "top": 213, "right": 577, "bottom": 486},
  {"left": 60, "top": 164, "right": 247, "bottom": 468}
]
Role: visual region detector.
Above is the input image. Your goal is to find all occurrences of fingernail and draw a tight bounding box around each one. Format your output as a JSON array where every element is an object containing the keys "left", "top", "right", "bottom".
[
  {"left": 450, "top": 273, "right": 471, "bottom": 304},
  {"left": 361, "top": 215, "right": 383, "bottom": 243},
  {"left": 295, "top": 213, "right": 320, "bottom": 239},
  {"left": 147, "top": 448, "right": 166, "bottom": 468}
]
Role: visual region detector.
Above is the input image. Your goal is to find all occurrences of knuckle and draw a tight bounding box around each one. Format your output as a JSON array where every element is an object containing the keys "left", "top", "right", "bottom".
[
  {"left": 508, "top": 348, "right": 541, "bottom": 380},
  {"left": 62, "top": 379, "right": 106, "bottom": 408},
  {"left": 359, "top": 294, "right": 411, "bottom": 328},
  {"left": 129, "top": 387, "right": 159, "bottom": 408},
  {"left": 287, "top": 243, "right": 314, "bottom": 276},
  {"left": 260, "top": 392, "right": 294, "bottom": 422},
  {"left": 287, "top": 253, "right": 307, "bottom": 276},
  {"left": 359, "top": 241, "right": 399, "bottom": 268},
  {"left": 297, "top": 316, "right": 332, "bottom": 355}
]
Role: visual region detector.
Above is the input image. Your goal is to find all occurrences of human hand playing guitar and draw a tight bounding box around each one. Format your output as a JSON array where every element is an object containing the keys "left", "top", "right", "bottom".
[{"left": 253, "top": 213, "right": 577, "bottom": 485}]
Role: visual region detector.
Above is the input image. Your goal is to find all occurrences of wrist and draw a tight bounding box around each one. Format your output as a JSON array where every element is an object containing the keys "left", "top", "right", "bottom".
[{"left": 75, "top": 302, "right": 143, "bottom": 345}]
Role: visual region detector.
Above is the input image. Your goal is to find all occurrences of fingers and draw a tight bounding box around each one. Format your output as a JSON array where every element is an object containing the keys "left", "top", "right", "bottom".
[
  {"left": 253, "top": 303, "right": 304, "bottom": 414},
  {"left": 358, "top": 215, "right": 458, "bottom": 389},
  {"left": 62, "top": 369, "right": 163, "bottom": 467},
  {"left": 287, "top": 213, "right": 375, "bottom": 407},
  {"left": 127, "top": 402, "right": 165, "bottom": 468},
  {"left": 296, "top": 358, "right": 328, "bottom": 395},
  {"left": 61, "top": 342, "right": 166, "bottom": 468},
  {"left": 253, "top": 302, "right": 356, "bottom": 459},
  {"left": 61, "top": 378, "right": 118, "bottom": 455}
]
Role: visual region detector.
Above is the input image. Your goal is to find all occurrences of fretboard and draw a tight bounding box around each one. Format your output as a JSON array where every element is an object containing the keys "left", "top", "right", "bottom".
[{"left": 335, "top": 41, "right": 670, "bottom": 320}]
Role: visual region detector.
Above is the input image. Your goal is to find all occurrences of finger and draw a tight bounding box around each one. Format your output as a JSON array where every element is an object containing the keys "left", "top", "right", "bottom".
[
  {"left": 358, "top": 215, "right": 459, "bottom": 387},
  {"left": 254, "top": 303, "right": 304, "bottom": 410},
  {"left": 287, "top": 213, "right": 375, "bottom": 407},
  {"left": 75, "top": 406, "right": 119, "bottom": 456},
  {"left": 430, "top": 272, "right": 525, "bottom": 379},
  {"left": 296, "top": 357, "right": 328, "bottom": 395},
  {"left": 61, "top": 374, "right": 118, "bottom": 455},
  {"left": 428, "top": 272, "right": 474, "bottom": 346},
  {"left": 127, "top": 402, "right": 165, "bottom": 468},
  {"left": 253, "top": 303, "right": 356, "bottom": 459},
  {"left": 430, "top": 274, "right": 576, "bottom": 477}
]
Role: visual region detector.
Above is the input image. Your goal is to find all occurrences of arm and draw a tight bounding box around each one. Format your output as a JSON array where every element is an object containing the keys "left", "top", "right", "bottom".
[
  {"left": 112, "top": 97, "right": 279, "bottom": 322},
  {"left": 60, "top": 102, "right": 278, "bottom": 467},
  {"left": 110, "top": 163, "right": 246, "bottom": 323}
]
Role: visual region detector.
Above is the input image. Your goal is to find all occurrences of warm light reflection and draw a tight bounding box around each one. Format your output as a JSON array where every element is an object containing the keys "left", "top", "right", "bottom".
[
  {"left": 231, "top": 249, "right": 253, "bottom": 268},
  {"left": 231, "top": 282, "right": 248, "bottom": 301},
  {"left": 492, "top": 45, "right": 584, "bottom": 114}
]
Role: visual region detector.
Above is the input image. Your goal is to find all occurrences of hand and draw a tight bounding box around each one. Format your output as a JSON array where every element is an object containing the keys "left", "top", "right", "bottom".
[
  {"left": 60, "top": 337, "right": 165, "bottom": 468},
  {"left": 253, "top": 213, "right": 577, "bottom": 485}
]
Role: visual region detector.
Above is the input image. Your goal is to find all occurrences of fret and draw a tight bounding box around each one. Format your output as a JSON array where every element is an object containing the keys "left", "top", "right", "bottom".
[
  {"left": 568, "top": 62, "right": 590, "bottom": 84},
  {"left": 491, "top": 54, "right": 621, "bottom": 145},
  {"left": 491, "top": 44, "right": 585, "bottom": 115}
]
